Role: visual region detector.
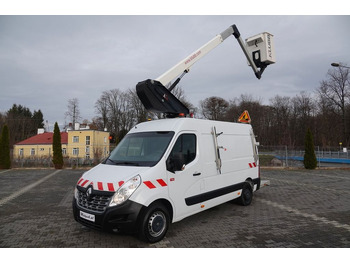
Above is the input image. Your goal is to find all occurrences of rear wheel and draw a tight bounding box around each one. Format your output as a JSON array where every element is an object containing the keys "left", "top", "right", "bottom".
[
  {"left": 139, "top": 202, "right": 170, "bottom": 243},
  {"left": 238, "top": 182, "right": 253, "bottom": 206}
]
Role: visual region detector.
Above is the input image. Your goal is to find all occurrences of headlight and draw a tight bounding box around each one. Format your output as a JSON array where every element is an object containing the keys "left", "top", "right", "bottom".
[
  {"left": 109, "top": 175, "right": 141, "bottom": 207},
  {"left": 74, "top": 187, "right": 79, "bottom": 200}
]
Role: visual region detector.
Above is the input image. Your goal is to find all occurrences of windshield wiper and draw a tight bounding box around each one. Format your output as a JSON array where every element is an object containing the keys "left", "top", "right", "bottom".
[
  {"left": 105, "top": 158, "right": 140, "bottom": 166},
  {"left": 106, "top": 158, "right": 118, "bottom": 165},
  {"left": 115, "top": 161, "right": 140, "bottom": 166}
]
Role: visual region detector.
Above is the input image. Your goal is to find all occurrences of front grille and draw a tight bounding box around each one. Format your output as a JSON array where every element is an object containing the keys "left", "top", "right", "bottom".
[{"left": 77, "top": 189, "right": 112, "bottom": 213}]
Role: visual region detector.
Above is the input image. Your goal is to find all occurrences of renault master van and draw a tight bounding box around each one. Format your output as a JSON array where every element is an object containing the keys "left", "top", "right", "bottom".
[{"left": 73, "top": 117, "right": 260, "bottom": 243}]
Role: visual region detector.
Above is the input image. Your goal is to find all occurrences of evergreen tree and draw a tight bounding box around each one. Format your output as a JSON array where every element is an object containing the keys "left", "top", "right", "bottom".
[
  {"left": 303, "top": 128, "right": 317, "bottom": 169},
  {"left": 0, "top": 125, "right": 11, "bottom": 169},
  {"left": 6, "top": 104, "right": 45, "bottom": 146},
  {"left": 33, "top": 110, "right": 45, "bottom": 128},
  {"left": 52, "top": 122, "right": 63, "bottom": 169}
]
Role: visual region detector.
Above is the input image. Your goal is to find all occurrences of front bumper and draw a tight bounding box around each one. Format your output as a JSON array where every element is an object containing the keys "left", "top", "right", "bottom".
[{"left": 72, "top": 196, "right": 144, "bottom": 233}]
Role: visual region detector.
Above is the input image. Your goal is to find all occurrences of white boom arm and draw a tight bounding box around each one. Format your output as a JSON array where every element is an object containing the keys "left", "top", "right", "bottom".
[
  {"left": 156, "top": 24, "right": 274, "bottom": 89},
  {"left": 136, "top": 24, "right": 275, "bottom": 117}
]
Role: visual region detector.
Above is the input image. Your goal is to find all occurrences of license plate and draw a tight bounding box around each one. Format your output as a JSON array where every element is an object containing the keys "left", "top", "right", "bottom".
[{"left": 80, "top": 211, "right": 95, "bottom": 222}]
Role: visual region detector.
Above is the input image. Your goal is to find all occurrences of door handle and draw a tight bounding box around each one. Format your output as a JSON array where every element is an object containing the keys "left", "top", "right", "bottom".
[{"left": 193, "top": 172, "right": 201, "bottom": 176}]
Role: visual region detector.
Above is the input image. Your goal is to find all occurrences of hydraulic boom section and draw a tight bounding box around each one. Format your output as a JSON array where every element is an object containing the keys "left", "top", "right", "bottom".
[{"left": 136, "top": 24, "right": 275, "bottom": 117}]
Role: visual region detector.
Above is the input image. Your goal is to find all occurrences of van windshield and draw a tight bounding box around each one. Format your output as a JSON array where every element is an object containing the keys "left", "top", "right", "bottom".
[{"left": 105, "top": 131, "right": 174, "bottom": 167}]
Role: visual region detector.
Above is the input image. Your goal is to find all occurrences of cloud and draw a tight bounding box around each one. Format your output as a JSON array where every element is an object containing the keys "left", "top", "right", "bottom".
[{"left": 1, "top": 15, "right": 349, "bottom": 126}]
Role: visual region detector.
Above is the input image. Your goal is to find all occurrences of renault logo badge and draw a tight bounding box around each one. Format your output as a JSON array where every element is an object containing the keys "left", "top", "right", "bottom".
[{"left": 86, "top": 186, "right": 93, "bottom": 201}]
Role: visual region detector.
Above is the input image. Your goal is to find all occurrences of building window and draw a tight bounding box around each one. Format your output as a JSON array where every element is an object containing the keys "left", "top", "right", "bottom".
[
  {"left": 85, "top": 146, "right": 90, "bottom": 159},
  {"left": 19, "top": 148, "right": 24, "bottom": 157},
  {"left": 86, "top": 136, "right": 90, "bottom": 145},
  {"left": 31, "top": 148, "right": 35, "bottom": 156},
  {"left": 62, "top": 148, "right": 66, "bottom": 155},
  {"left": 73, "top": 136, "right": 79, "bottom": 143},
  {"left": 40, "top": 148, "right": 45, "bottom": 151},
  {"left": 104, "top": 137, "right": 107, "bottom": 143},
  {"left": 73, "top": 148, "right": 79, "bottom": 155}
]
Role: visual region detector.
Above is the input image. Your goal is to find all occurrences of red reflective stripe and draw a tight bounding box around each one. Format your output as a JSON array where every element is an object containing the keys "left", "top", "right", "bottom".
[
  {"left": 253, "top": 163, "right": 257, "bottom": 167},
  {"left": 107, "top": 183, "right": 115, "bottom": 191},
  {"left": 81, "top": 180, "right": 89, "bottom": 187},
  {"left": 97, "top": 182, "right": 103, "bottom": 190},
  {"left": 144, "top": 181, "right": 156, "bottom": 189},
  {"left": 157, "top": 179, "right": 167, "bottom": 187},
  {"left": 249, "top": 163, "right": 253, "bottom": 168},
  {"left": 77, "top": 178, "right": 84, "bottom": 185},
  {"left": 118, "top": 181, "right": 124, "bottom": 187}
]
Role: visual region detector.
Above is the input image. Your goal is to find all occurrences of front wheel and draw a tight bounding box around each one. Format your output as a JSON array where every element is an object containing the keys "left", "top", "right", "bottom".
[{"left": 139, "top": 203, "right": 170, "bottom": 243}]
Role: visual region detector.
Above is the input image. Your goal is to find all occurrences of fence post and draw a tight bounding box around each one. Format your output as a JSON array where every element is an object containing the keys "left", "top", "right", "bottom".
[{"left": 317, "top": 145, "right": 320, "bottom": 168}]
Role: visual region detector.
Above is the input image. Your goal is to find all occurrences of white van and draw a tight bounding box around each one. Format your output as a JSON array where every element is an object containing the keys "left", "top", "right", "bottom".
[{"left": 73, "top": 117, "right": 261, "bottom": 243}]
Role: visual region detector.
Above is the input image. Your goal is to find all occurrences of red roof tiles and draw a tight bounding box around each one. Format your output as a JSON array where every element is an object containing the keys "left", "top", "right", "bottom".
[{"left": 15, "top": 132, "right": 68, "bottom": 145}]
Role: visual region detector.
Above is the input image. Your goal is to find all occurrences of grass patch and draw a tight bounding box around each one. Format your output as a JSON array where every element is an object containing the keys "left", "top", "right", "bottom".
[{"left": 259, "top": 154, "right": 275, "bottom": 166}]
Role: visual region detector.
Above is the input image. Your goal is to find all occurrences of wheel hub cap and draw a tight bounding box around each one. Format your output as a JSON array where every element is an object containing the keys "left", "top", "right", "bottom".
[{"left": 148, "top": 211, "right": 166, "bottom": 237}]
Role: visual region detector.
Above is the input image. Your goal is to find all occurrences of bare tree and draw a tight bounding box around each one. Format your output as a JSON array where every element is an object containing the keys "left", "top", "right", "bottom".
[
  {"left": 290, "top": 91, "right": 316, "bottom": 146},
  {"left": 200, "top": 96, "right": 229, "bottom": 120},
  {"left": 269, "top": 95, "right": 292, "bottom": 145},
  {"left": 95, "top": 91, "right": 109, "bottom": 129},
  {"left": 315, "top": 94, "right": 342, "bottom": 146},
  {"left": 95, "top": 89, "right": 139, "bottom": 143},
  {"left": 65, "top": 98, "right": 81, "bottom": 129},
  {"left": 118, "top": 90, "right": 135, "bottom": 137},
  {"left": 105, "top": 89, "right": 123, "bottom": 139},
  {"left": 128, "top": 89, "right": 148, "bottom": 123},
  {"left": 317, "top": 65, "right": 350, "bottom": 146}
]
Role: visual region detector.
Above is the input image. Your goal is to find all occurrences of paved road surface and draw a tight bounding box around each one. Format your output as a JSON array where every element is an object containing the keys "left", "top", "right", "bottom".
[{"left": 0, "top": 168, "right": 349, "bottom": 248}]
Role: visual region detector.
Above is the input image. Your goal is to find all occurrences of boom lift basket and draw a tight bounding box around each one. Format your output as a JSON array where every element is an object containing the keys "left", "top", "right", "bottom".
[
  {"left": 136, "top": 79, "right": 189, "bottom": 117},
  {"left": 245, "top": 32, "right": 276, "bottom": 68}
]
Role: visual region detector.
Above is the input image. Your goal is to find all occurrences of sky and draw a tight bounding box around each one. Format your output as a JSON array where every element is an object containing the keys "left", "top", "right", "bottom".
[{"left": 1, "top": 3, "right": 350, "bottom": 130}]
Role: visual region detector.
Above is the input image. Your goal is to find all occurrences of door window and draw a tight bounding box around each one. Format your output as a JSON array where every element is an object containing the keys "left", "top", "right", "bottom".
[{"left": 170, "top": 134, "right": 196, "bottom": 165}]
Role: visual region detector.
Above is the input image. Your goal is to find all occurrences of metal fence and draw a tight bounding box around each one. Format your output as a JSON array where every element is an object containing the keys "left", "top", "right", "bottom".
[
  {"left": 11, "top": 157, "right": 104, "bottom": 169},
  {"left": 259, "top": 145, "right": 350, "bottom": 168},
  {"left": 10, "top": 148, "right": 106, "bottom": 168}
]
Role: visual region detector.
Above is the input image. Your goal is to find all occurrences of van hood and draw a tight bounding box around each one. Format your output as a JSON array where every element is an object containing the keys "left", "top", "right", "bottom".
[{"left": 76, "top": 163, "right": 150, "bottom": 192}]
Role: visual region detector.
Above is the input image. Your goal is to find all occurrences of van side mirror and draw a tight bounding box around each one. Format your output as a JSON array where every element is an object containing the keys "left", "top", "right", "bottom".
[{"left": 166, "top": 153, "right": 185, "bottom": 173}]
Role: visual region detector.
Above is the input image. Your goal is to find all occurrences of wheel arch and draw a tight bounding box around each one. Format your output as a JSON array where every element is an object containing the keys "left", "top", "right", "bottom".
[
  {"left": 137, "top": 198, "right": 174, "bottom": 226},
  {"left": 245, "top": 177, "right": 254, "bottom": 191}
]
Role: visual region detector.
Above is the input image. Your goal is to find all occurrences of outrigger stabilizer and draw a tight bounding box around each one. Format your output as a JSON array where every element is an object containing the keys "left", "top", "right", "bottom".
[{"left": 136, "top": 24, "right": 276, "bottom": 117}]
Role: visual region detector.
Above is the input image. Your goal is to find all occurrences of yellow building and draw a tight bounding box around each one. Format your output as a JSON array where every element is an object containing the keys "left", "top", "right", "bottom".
[
  {"left": 13, "top": 127, "right": 110, "bottom": 162},
  {"left": 67, "top": 129, "right": 110, "bottom": 160},
  {"left": 13, "top": 130, "right": 68, "bottom": 159}
]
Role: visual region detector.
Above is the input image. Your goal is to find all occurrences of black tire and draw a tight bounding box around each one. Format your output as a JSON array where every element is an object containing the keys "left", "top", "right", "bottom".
[
  {"left": 139, "top": 202, "right": 170, "bottom": 243},
  {"left": 238, "top": 182, "right": 253, "bottom": 206}
]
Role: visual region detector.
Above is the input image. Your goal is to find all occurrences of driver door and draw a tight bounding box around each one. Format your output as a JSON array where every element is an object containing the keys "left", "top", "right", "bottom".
[{"left": 166, "top": 132, "right": 204, "bottom": 221}]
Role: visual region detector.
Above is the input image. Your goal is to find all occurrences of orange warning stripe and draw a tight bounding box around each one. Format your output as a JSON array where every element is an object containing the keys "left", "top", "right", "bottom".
[
  {"left": 143, "top": 179, "right": 168, "bottom": 189},
  {"left": 77, "top": 178, "right": 124, "bottom": 192}
]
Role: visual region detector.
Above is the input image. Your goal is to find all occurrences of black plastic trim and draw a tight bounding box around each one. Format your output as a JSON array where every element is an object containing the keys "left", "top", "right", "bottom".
[
  {"left": 73, "top": 198, "right": 144, "bottom": 233},
  {"left": 232, "top": 24, "right": 240, "bottom": 39},
  {"left": 185, "top": 178, "right": 261, "bottom": 206}
]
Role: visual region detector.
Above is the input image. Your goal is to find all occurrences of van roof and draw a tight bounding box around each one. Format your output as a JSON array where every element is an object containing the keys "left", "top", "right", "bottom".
[{"left": 130, "top": 118, "right": 252, "bottom": 135}]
